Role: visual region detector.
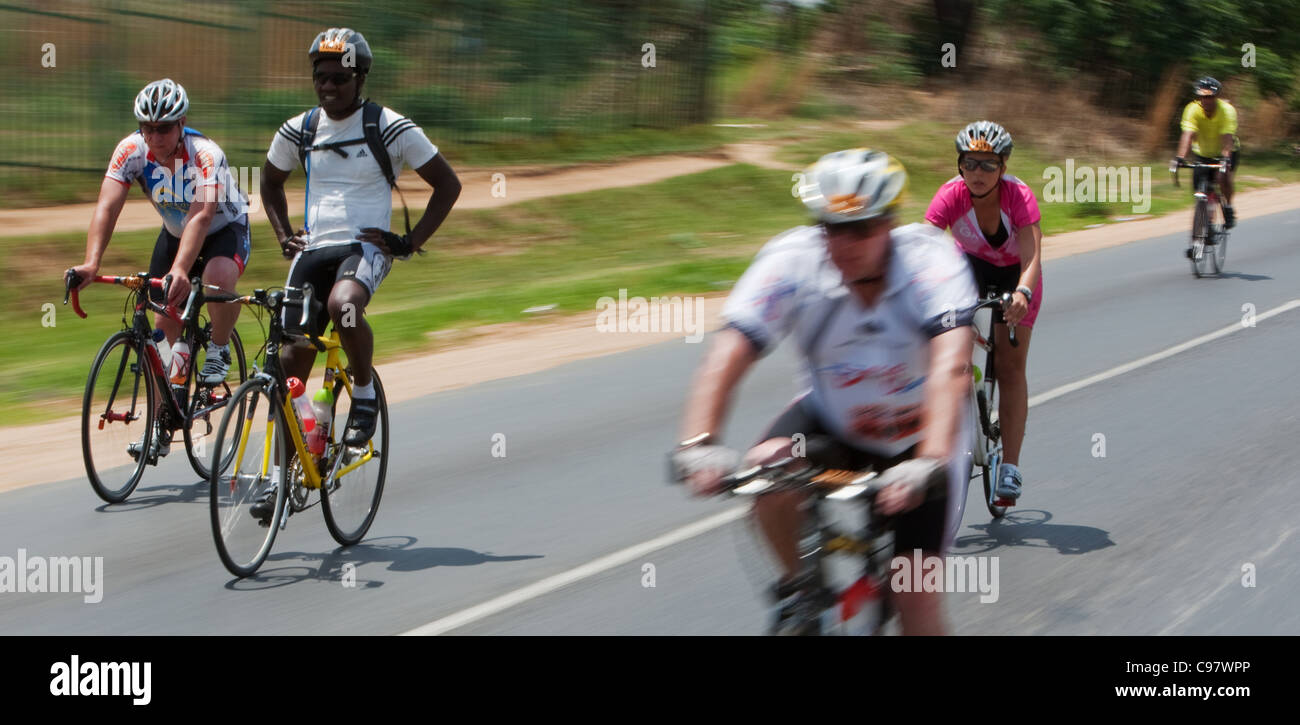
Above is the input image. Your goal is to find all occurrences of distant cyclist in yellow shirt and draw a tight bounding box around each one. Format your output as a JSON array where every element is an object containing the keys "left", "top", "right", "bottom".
[{"left": 1174, "top": 76, "right": 1240, "bottom": 230}]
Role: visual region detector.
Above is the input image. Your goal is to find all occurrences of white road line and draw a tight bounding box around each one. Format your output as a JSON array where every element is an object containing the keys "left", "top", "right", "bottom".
[
  {"left": 1028, "top": 299, "right": 1300, "bottom": 407},
  {"left": 403, "top": 299, "right": 1300, "bottom": 635},
  {"left": 1158, "top": 525, "right": 1298, "bottom": 635},
  {"left": 400, "top": 506, "right": 749, "bottom": 636}
]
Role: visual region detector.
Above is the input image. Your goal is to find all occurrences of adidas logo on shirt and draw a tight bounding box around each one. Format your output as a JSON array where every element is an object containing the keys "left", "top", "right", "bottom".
[{"left": 358, "top": 149, "right": 368, "bottom": 157}]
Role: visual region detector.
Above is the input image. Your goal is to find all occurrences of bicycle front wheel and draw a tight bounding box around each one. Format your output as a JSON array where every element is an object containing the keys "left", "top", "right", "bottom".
[
  {"left": 978, "top": 377, "right": 1007, "bottom": 519},
  {"left": 185, "top": 325, "right": 248, "bottom": 480},
  {"left": 209, "top": 377, "right": 288, "bottom": 578},
  {"left": 321, "top": 368, "right": 389, "bottom": 546},
  {"left": 1190, "top": 200, "right": 1212, "bottom": 277},
  {"left": 1210, "top": 226, "right": 1228, "bottom": 275},
  {"left": 82, "top": 331, "right": 156, "bottom": 503}
]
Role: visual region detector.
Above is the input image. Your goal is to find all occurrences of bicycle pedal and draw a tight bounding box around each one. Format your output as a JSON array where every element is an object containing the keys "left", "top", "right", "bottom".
[{"left": 994, "top": 497, "right": 1017, "bottom": 507}]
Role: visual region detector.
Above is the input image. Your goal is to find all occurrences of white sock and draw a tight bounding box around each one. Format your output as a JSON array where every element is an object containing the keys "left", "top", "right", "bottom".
[{"left": 352, "top": 381, "right": 375, "bottom": 399}]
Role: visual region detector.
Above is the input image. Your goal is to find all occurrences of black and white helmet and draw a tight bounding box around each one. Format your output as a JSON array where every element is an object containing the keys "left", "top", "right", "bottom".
[
  {"left": 1194, "top": 76, "right": 1221, "bottom": 97},
  {"left": 134, "top": 79, "right": 189, "bottom": 123},
  {"left": 955, "top": 120, "right": 1013, "bottom": 159},
  {"left": 309, "top": 27, "right": 373, "bottom": 73},
  {"left": 798, "top": 149, "right": 908, "bottom": 224}
]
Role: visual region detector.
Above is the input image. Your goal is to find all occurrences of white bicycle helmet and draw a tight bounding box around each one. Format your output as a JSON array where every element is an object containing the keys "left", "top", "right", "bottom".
[
  {"left": 798, "top": 149, "right": 908, "bottom": 224},
  {"left": 134, "top": 79, "right": 189, "bottom": 123},
  {"left": 955, "top": 120, "right": 1013, "bottom": 159}
]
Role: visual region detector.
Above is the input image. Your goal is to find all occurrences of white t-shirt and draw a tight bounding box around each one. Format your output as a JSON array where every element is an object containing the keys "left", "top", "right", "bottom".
[
  {"left": 722, "top": 223, "right": 979, "bottom": 457},
  {"left": 266, "top": 104, "right": 438, "bottom": 248},
  {"left": 106, "top": 128, "right": 248, "bottom": 238}
]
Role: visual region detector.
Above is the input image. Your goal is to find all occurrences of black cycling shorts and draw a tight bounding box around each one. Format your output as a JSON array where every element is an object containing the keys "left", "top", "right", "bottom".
[
  {"left": 148, "top": 222, "right": 250, "bottom": 304},
  {"left": 757, "top": 396, "right": 947, "bottom": 555},
  {"left": 964, "top": 254, "right": 1019, "bottom": 323},
  {"left": 282, "top": 243, "right": 392, "bottom": 337}
]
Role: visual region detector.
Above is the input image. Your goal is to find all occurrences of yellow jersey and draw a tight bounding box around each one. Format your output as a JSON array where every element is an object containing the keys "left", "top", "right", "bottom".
[{"left": 1180, "top": 99, "right": 1240, "bottom": 156}]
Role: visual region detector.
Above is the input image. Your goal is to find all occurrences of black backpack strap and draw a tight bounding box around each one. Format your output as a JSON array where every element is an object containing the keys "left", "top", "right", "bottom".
[
  {"left": 362, "top": 101, "right": 396, "bottom": 187},
  {"left": 361, "top": 100, "right": 412, "bottom": 237}
]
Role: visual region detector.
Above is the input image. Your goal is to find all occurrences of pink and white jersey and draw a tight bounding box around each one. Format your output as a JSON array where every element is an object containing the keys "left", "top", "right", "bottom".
[{"left": 924, "top": 174, "right": 1040, "bottom": 267}]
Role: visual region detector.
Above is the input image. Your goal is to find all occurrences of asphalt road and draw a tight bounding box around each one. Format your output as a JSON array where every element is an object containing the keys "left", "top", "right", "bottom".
[{"left": 2, "top": 208, "right": 1298, "bottom": 635}]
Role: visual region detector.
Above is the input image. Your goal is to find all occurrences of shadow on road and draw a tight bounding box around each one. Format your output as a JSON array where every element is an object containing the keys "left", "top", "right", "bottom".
[
  {"left": 1206, "top": 272, "right": 1271, "bottom": 282},
  {"left": 952, "top": 509, "right": 1115, "bottom": 555},
  {"left": 223, "top": 535, "right": 542, "bottom": 590},
  {"left": 94, "top": 480, "right": 207, "bottom": 511}
]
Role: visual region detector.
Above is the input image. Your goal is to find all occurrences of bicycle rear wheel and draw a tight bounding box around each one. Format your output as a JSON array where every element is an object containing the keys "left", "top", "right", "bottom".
[
  {"left": 82, "top": 331, "right": 156, "bottom": 503},
  {"left": 321, "top": 368, "right": 388, "bottom": 546},
  {"left": 184, "top": 325, "right": 248, "bottom": 480},
  {"left": 209, "top": 377, "right": 288, "bottom": 577}
]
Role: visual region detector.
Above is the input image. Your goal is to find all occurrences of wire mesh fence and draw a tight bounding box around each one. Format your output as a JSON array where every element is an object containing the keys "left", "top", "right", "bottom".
[{"left": 0, "top": 0, "right": 721, "bottom": 205}]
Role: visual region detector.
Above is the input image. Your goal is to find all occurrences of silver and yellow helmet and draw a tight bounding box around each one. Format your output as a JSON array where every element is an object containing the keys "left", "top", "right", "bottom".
[
  {"left": 797, "top": 149, "right": 908, "bottom": 224},
  {"left": 955, "top": 120, "right": 1013, "bottom": 158}
]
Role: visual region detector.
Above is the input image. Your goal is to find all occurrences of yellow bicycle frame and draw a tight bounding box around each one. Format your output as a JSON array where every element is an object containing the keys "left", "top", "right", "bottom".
[{"left": 232, "top": 329, "right": 377, "bottom": 491}]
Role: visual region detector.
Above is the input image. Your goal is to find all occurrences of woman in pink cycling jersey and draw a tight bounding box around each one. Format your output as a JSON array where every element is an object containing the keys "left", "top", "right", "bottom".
[{"left": 924, "top": 120, "right": 1041, "bottom": 502}]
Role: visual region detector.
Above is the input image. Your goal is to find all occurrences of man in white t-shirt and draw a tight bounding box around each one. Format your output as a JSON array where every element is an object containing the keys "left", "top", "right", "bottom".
[
  {"left": 670, "top": 149, "right": 977, "bottom": 635},
  {"left": 261, "top": 28, "right": 461, "bottom": 447}
]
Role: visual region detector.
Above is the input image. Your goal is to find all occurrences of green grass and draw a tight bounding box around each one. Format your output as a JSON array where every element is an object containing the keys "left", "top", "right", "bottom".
[
  {"left": 3, "top": 119, "right": 1297, "bottom": 422},
  {"left": 777, "top": 124, "right": 1300, "bottom": 233},
  {"left": 0, "top": 163, "right": 794, "bottom": 420}
]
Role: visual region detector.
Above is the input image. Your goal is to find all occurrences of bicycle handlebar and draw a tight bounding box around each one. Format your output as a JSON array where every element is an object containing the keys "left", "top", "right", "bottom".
[
  {"left": 714, "top": 453, "right": 947, "bottom": 507},
  {"left": 1169, "top": 158, "right": 1227, "bottom": 189},
  {"left": 974, "top": 292, "right": 1019, "bottom": 347},
  {"left": 214, "top": 284, "right": 328, "bottom": 352},
  {"left": 63, "top": 270, "right": 176, "bottom": 321}
]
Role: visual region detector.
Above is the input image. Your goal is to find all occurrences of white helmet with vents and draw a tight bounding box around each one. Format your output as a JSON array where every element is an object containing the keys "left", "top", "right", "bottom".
[
  {"left": 797, "top": 148, "right": 908, "bottom": 224},
  {"left": 134, "top": 79, "right": 189, "bottom": 123}
]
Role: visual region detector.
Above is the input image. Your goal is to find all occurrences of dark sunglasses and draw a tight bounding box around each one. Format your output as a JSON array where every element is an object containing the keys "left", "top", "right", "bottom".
[
  {"left": 824, "top": 217, "right": 891, "bottom": 238},
  {"left": 961, "top": 158, "right": 1002, "bottom": 173},
  {"left": 313, "top": 70, "right": 358, "bottom": 86},
  {"left": 139, "top": 121, "right": 178, "bottom": 136}
]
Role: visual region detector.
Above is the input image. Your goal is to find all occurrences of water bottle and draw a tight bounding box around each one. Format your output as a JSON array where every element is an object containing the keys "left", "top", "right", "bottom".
[
  {"left": 169, "top": 340, "right": 191, "bottom": 385},
  {"left": 307, "top": 382, "right": 335, "bottom": 456},
  {"left": 287, "top": 377, "right": 315, "bottom": 435},
  {"left": 146, "top": 329, "right": 169, "bottom": 378},
  {"left": 154, "top": 330, "right": 173, "bottom": 371}
]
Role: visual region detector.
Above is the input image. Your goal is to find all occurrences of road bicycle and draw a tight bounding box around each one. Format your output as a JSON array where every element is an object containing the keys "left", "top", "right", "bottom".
[
  {"left": 679, "top": 447, "right": 946, "bottom": 636},
  {"left": 206, "top": 285, "right": 389, "bottom": 578},
  {"left": 64, "top": 270, "right": 248, "bottom": 503},
  {"left": 970, "top": 291, "right": 1018, "bottom": 519},
  {"left": 1171, "top": 158, "right": 1230, "bottom": 277}
]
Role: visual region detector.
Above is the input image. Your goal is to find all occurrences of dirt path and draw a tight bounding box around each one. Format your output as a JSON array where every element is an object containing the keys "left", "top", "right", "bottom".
[
  {"left": 3, "top": 159, "right": 1298, "bottom": 491},
  {"left": 0, "top": 144, "right": 794, "bottom": 239}
]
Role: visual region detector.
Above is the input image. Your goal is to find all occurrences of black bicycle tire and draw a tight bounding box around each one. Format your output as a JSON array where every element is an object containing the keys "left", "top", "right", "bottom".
[
  {"left": 1191, "top": 199, "right": 1209, "bottom": 277},
  {"left": 209, "top": 377, "right": 287, "bottom": 578},
  {"left": 184, "top": 326, "right": 248, "bottom": 480},
  {"left": 320, "top": 367, "right": 389, "bottom": 546},
  {"left": 982, "top": 336, "right": 1007, "bottom": 519},
  {"left": 82, "top": 331, "right": 154, "bottom": 504}
]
